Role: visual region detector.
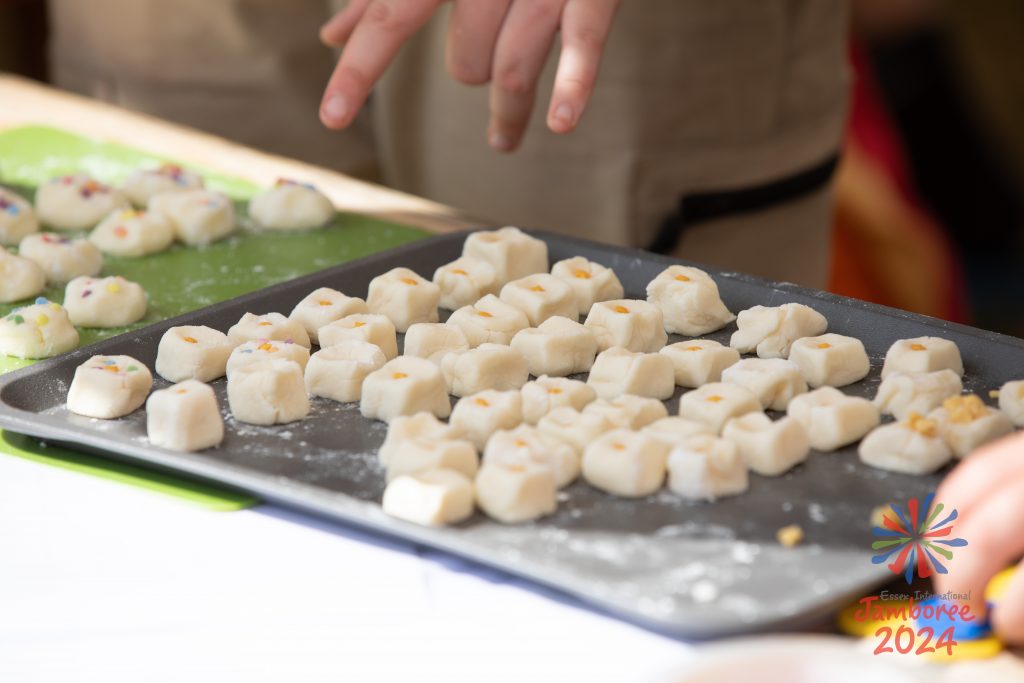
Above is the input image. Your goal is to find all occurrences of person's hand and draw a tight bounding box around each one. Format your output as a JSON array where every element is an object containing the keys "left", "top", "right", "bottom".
[
  {"left": 318, "top": 0, "right": 620, "bottom": 152},
  {"left": 933, "top": 431, "right": 1024, "bottom": 644}
]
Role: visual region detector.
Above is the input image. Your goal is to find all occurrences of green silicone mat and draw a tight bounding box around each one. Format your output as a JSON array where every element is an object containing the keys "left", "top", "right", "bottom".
[{"left": 0, "top": 124, "right": 430, "bottom": 507}]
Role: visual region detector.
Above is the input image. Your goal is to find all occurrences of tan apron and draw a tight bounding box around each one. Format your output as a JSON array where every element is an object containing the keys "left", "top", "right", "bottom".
[{"left": 48, "top": 0, "right": 848, "bottom": 287}]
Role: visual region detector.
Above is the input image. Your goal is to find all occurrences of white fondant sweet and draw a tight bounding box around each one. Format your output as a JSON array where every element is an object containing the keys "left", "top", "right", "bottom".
[
  {"left": 550, "top": 256, "right": 624, "bottom": 317},
  {"left": 227, "top": 312, "right": 311, "bottom": 349},
  {"left": 0, "top": 188, "right": 39, "bottom": 246},
  {"left": 227, "top": 359, "right": 309, "bottom": 425},
  {"left": 63, "top": 275, "right": 147, "bottom": 328},
  {"left": 786, "top": 387, "right": 880, "bottom": 451},
  {"left": 474, "top": 459, "right": 557, "bottom": 524},
  {"left": 88, "top": 207, "right": 175, "bottom": 257},
  {"left": 378, "top": 412, "right": 464, "bottom": 467},
  {"left": 858, "top": 413, "right": 953, "bottom": 475},
  {"left": 66, "top": 354, "right": 152, "bottom": 419},
  {"left": 382, "top": 469, "right": 475, "bottom": 527},
  {"left": 155, "top": 325, "right": 233, "bottom": 383},
  {"left": 582, "top": 429, "right": 669, "bottom": 497},
  {"left": 641, "top": 416, "right": 715, "bottom": 447},
  {"left": 35, "top": 174, "right": 128, "bottom": 231},
  {"left": 150, "top": 189, "right": 235, "bottom": 246},
  {"left": 0, "top": 299, "right": 79, "bottom": 359},
  {"left": 499, "top": 273, "right": 577, "bottom": 326},
  {"left": 509, "top": 315, "right": 598, "bottom": 377},
  {"left": 360, "top": 356, "right": 452, "bottom": 422},
  {"left": 304, "top": 340, "right": 387, "bottom": 403},
  {"left": 318, "top": 313, "right": 398, "bottom": 359},
  {"left": 582, "top": 395, "right": 668, "bottom": 430},
  {"left": 0, "top": 249, "right": 46, "bottom": 303},
  {"left": 440, "top": 343, "right": 529, "bottom": 397},
  {"left": 402, "top": 323, "right": 469, "bottom": 365},
  {"left": 366, "top": 267, "right": 440, "bottom": 333},
  {"left": 449, "top": 389, "right": 524, "bottom": 451},
  {"left": 928, "top": 394, "right": 1014, "bottom": 459},
  {"left": 248, "top": 178, "right": 334, "bottom": 230},
  {"left": 873, "top": 370, "right": 963, "bottom": 420},
  {"left": 288, "top": 287, "right": 368, "bottom": 345},
  {"left": 520, "top": 376, "right": 595, "bottom": 424},
  {"left": 586, "top": 346, "right": 675, "bottom": 400},
  {"left": 659, "top": 339, "right": 741, "bottom": 388},
  {"left": 721, "top": 358, "right": 808, "bottom": 411},
  {"left": 646, "top": 265, "right": 735, "bottom": 336},
  {"left": 484, "top": 425, "right": 580, "bottom": 488},
  {"left": 385, "top": 437, "right": 479, "bottom": 482},
  {"left": 729, "top": 303, "right": 828, "bottom": 359},
  {"left": 446, "top": 294, "right": 529, "bottom": 347},
  {"left": 722, "top": 413, "right": 810, "bottom": 476},
  {"left": 788, "top": 333, "right": 871, "bottom": 388},
  {"left": 146, "top": 380, "right": 224, "bottom": 452},
  {"left": 998, "top": 380, "right": 1024, "bottom": 427},
  {"left": 433, "top": 256, "right": 500, "bottom": 311},
  {"left": 677, "top": 382, "right": 762, "bottom": 433},
  {"left": 462, "top": 226, "right": 548, "bottom": 285},
  {"left": 227, "top": 339, "right": 310, "bottom": 376},
  {"left": 19, "top": 232, "right": 103, "bottom": 285},
  {"left": 121, "top": 164, "right": 204, "bottom": 207},
  {"left": 880, "top": 337, "right": 964, "bottom": 379},
  {"left": 583, "top": 299, "right": 667, "bottom": 353},
  {"left": 667, "top": 434, "right": 748, "bottom": 501},
  {"left": 536, "top": 406, "right": 615, "bottom": 454}
]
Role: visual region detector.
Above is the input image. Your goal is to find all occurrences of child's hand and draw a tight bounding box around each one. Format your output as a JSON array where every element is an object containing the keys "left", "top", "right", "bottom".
[
  {"left": 319, "top": 0, "right": 620, "bottom": 151},
  {"left": 933, "top": 431, "right": 1024, "bottom": 643}
]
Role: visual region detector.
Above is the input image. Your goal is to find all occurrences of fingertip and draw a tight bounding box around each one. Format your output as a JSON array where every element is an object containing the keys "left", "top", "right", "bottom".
[
  {"left": 320, "top": 93, "right": 351, "bottom": 129},
  {"left": 547, "top": 102, "right": 576, "bottom": 134},
  {"left": 487, "top": 128, "right": 516, "bottom": 153}
]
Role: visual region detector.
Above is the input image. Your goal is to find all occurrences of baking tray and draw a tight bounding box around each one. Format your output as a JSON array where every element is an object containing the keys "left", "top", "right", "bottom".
[{"left": 2, "top": 230, "right": 1022, "bottom": 638}]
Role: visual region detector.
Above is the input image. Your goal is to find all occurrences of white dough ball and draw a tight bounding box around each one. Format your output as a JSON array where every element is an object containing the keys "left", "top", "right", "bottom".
[
  {"left": 667, "top": 434, "right": 748, "bottom": 501},
  {"left": 928, "top": 394, "right": 1013, "bottom": 459},
  {"left": 550, "top": 256, "right": 624, "bottom": 318},
  {"left": 366, "top": 267, "right": 440, "bottom": 333},
  {"left": 722, "top": 412, "right": 810, "bottom": 476},
  {"left": 641, "top": 416, "right": 715, "bottom": 447},
  {"left": 659, "top": 339, "right": 740, "bottom": 388},
  {"left": 587, "top": 346, "right": 675, "bottom": 400},
  {"left": 227, "top": 312, "right": 311, "bottom": 349},
  {"left": 721, "top": 358, "right": 808, "bottom": 411},
  {"left": 382, "top": 469, "right": 475, "bottom": 527},
  {"left": 484, "top": 425, "right": 580, "bottom": 488},
  {"left": 520, "top": 376, "right": 596, "bottom": 424},
  {"left": 155, "top": 325, "right": 233, "bottom": 383},
  {"left": 474, "top": 459, "right": 557, "bottom": 524},
  {"left": 998, "top": 380, "right": 1024, "bottom": 427},
  {"left": 786, "top": 387, "right": 880, "bottom": 451},
  {"left": 63, "top": 275, "right": 147, "bottom": 328},
  {"left": 536, "top": 406, "right": 615, "bottom": 454},
  {"left": 0, "top": 249, "right": 46, "bottom": 303},
  {"left": 288, "top": 287, "right": 368, "bottom": 345},
  {"left": 873, "top": 369, "right": 962, "bottom": 420},
  {"left": 227, "top": 339, "right": 310, "bottom": 376},
  {"left": 318, "top": 313, "right": 398, "bottom": 359},
  {"left": 646, "top": 265, "right": 735, "bottom": 336},
  {"left": 19, "top": 232, "right": 103, "bottom": 285},
  {"left": 0, "top": 299, "right": 79, "bottom": 359},
  {"left": 433, "top": 256, "right": 500, "bottom": 310},
  {"left": 509, "top": 315, "right": 598, "bottom": 377},
  {"left": 677, "top": 382, "right": 762, "bottom": 434},
  {"left": 66, "top": 355, "right": 152, "bottom": 419},
  {"left": 305, "top": 340, "right": 386, "bottom": 403},
  {"left": 248, "top": 179, "right": 334, "bottom": 230},
  {"left": 582, "top": 395, "right": 668, "bottom": 430},
  {"left": 499, "top": 273, "right": 577, "bottom": 327},
  {"left": 146, "top": 380, "right": 224, "bottom": 452},
  {"left": 449, "top": 389, "right": 523, "bottom": 451},
  {"left": 788, "top": 333, "right": 871, "bottom": 388},
  {"left": 0, "top": 188, "right": 39, "bottom": 245},
  {"left": 583, "top": 299, "right": 667, "bottom": 353},
  {"left": 446, "top": 294, "right": 530, "bottom": 347},
  {"left": 729, "top": 303, "right": 828, "bottom": 359},
  {"left": 378, "top": 412, "right": 465, "bottom": 467},
  {"left": 360, "top": 356, "right": 452, "bottom": 422},
  {"left": 121, "top": 164, "right": 204, "bottom": 207},
  {"left": 880, "top": 336, "right": 964, "bottom": 379},
  {"left": 858, "top": 413, "right": 953, "bottom": 475},
  {"left": 402, "top": 323, "right": 469, "bottom": 365},
  {"left": 440, "top": 343, "right": 529, "bottom": 397},
  {"left": 227, "top": 359, "right": 309, "bottom": 425},
  {"left": 462, "top": 226, "right": 548, "bottom": 285},
  {"left": 35, "top": 174, "right": 128, "bottom": 231},
  {"left": 88, "top": 207, "right": 175, "bottom": 257},
  {"left": 582, "top": 429, "right": 669, "bottom": 497},
  {"left": 150, "top": 189, "right": 235, "bottom": 246},
  {"left": 385, "top": 437, "right": 479, "bottom": 483}
]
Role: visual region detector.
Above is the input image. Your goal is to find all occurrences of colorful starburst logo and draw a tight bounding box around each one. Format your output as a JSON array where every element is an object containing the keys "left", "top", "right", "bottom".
[{"left": 872, "top": 493, "right": 968, "bottom": 583}]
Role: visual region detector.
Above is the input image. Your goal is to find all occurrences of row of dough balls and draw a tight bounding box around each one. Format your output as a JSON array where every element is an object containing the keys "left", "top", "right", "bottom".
[{"left": 0, "top": 172, "right": 336, "bottom": 305}]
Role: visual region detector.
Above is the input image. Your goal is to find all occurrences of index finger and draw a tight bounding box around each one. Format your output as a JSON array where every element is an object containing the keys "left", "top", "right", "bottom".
[{"left": 321, "top": 0, "right": 442, "bottom": 129}]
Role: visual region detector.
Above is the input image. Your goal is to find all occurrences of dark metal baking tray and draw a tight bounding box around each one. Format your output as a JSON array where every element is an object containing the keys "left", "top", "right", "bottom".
[{"left": 2, "top": 230, "right": 1022, "bottom": 638}]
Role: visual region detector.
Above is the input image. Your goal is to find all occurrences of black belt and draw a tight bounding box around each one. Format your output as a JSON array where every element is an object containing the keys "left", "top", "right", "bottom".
[{"left": 647, "top": 153, "right": 840, "bottom": 254}]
